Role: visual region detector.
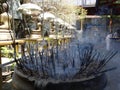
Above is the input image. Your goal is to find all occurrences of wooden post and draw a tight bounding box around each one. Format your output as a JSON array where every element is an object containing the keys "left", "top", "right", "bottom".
[
  {"left": 81, "top": 19, "right": 83, "bottom": 31},
  {"left": 0, "top": 47, "right": 2, "bottom": 90}
]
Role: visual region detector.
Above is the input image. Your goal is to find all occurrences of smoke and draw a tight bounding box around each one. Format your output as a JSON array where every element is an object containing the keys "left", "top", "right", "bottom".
[{"left": 75, "top": 16, "right": 108, "bottom": 48}]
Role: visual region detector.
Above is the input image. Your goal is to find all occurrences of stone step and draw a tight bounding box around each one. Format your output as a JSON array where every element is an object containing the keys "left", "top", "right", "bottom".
[{"left": 1, "top": 57, "right": 14, "bottom": 82}]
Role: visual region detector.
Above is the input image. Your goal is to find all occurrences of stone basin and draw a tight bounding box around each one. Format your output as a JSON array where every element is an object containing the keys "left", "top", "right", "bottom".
[{"left": 12, "top": 67, "right": 107, "bottom": 90}]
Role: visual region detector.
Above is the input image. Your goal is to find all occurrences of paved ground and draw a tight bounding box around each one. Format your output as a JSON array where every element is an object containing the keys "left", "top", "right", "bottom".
[
  {"left": 104, "top": 52, "right": 120, "bottom": 90},
  {"left": 2, "top": 79, "right": 12, "bottom": 90}
]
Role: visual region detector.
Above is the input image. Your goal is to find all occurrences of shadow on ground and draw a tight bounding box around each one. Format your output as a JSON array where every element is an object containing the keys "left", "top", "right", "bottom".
[{"left": 2, "top": 79, "right": 12, "bottom": 90}]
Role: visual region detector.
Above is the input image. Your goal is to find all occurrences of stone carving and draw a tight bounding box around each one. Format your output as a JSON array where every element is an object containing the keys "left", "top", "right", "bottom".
[{"left": 0, "top": 12, "right": 12, "bottom": 29}]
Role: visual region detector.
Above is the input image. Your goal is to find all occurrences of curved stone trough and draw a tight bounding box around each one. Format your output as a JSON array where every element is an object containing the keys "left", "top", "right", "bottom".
[{"left": 12, "top": 67, "right": 107, "bottom": 90}]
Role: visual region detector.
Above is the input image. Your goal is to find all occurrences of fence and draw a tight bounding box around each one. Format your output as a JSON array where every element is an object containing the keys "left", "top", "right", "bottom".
[{"left": 0, "top": 39, "right": 25, "bottom": 90}]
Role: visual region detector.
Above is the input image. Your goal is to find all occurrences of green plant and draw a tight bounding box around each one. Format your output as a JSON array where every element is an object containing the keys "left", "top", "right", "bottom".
[
  {"left": 1, "top": 46, "right": 14, "bottom": 58},
  {"left": 75, "top": 6, "right": 87, "bottom": 30},
  {"left": 76, "top": 6, "right": 87, "bottom": 19}
]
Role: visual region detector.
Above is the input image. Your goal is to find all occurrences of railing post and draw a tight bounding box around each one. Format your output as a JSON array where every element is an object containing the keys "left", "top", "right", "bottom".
[{"left": 0, "top": 47, "right": 2, "bottom": 90}]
